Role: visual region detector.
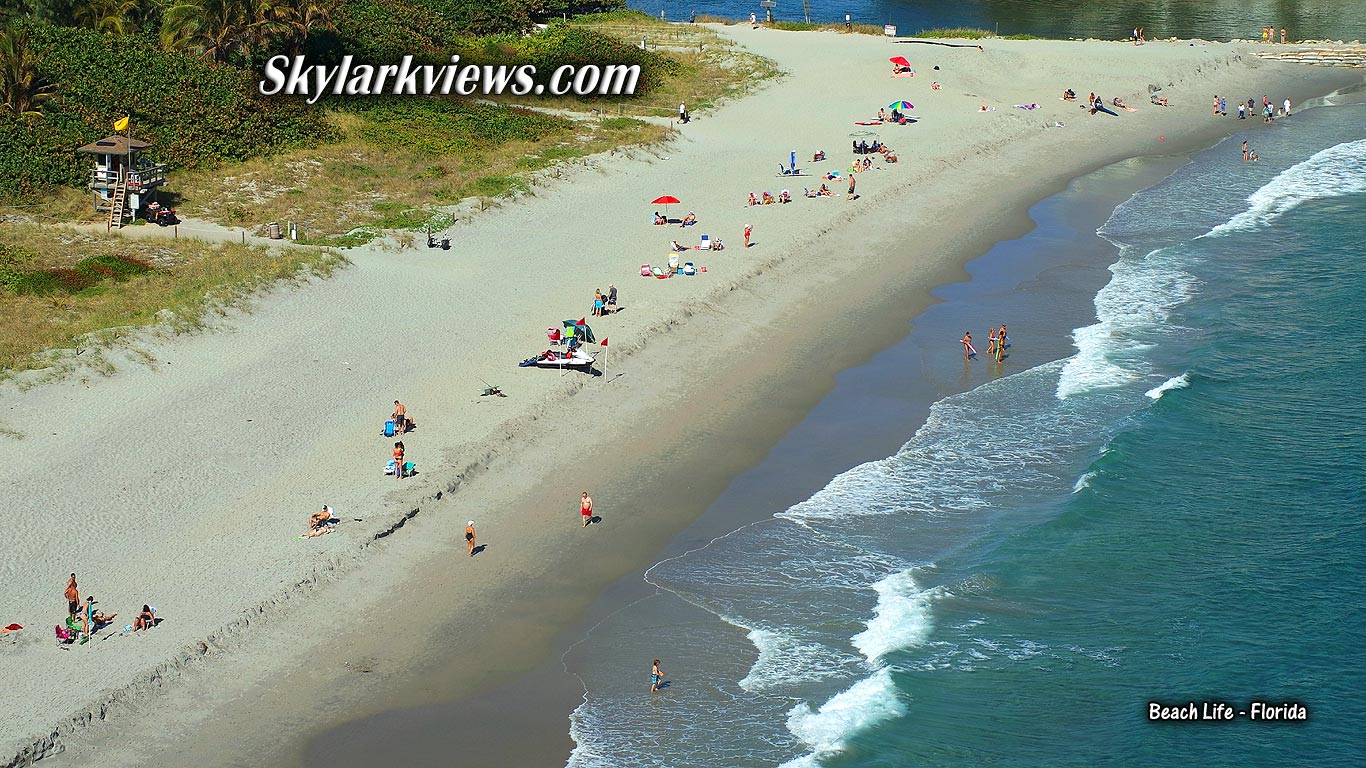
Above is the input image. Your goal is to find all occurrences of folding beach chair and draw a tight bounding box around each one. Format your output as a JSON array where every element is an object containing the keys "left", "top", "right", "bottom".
[{"left": 699, "top": 234, "right": 711, "bottom": 250}]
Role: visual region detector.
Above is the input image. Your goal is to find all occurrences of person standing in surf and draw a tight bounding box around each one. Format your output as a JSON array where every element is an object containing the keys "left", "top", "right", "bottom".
[
  {"left": 960, "top": 331, "right": 976, "bottom": 360},
  {"left": 996, "top": 324, "right": 1008, "bottom": 362},
  {"left": 651, "top": 660, "right": 665, "bottom": 693},
  {"left": 986, "top": 327, "right": 998, "bottom": 357}
]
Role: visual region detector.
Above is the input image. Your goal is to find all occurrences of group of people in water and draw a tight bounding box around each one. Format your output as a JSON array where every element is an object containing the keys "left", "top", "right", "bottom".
[{"left": 960, "top": 324, "right": 1011, "bottom": 363}]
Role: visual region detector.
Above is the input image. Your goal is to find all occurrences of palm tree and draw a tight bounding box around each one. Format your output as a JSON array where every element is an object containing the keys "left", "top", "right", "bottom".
[
  {"left": 74, "top": 0, "right": 142, "bottom": 35},
  {"left": 277, "top": 0, "right": 337, "bottom": 55},
  {"left": 0, "top": 24, "right": 57, "bottom": 117}
]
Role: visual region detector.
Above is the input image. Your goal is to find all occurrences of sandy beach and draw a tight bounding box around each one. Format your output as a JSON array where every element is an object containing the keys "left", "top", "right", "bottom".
[{"left": 2, "top": 26, "right": 1360, "bottom": 767}]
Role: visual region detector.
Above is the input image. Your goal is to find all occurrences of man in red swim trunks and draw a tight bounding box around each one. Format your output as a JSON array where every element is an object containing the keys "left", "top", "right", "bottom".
[{"left": 581, "top": 492, "right": 593, "bottom": 527}]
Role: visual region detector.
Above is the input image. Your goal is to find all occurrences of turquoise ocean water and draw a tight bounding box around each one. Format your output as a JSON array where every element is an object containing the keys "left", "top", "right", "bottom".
[{"left": 563, "top": 97, "right": 1365, "bottom": 766}]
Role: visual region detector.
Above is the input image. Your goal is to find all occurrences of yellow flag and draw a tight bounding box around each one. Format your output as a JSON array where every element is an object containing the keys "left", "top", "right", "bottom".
[{"left": 113, "top": 116, "right": 129, "bottom": 131}]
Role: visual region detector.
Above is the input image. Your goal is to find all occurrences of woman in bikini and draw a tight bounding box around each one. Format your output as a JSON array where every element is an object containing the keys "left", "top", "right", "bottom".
[{"left": 393, "top": 441, "right": 405, "bottom": 479}]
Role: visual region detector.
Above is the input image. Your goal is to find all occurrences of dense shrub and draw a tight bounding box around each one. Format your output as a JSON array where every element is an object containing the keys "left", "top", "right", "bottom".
[
  {"left": 351, "top": 98, "right": 569, "bottom": 153},
  {"left": 0, "top": 24, "right": 334, "bottom": 201},
  {"left": 0, "top": 253, "right": 153, "bottom": 296}
]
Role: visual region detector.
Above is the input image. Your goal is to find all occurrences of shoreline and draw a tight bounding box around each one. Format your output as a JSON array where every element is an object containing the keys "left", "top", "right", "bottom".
[
  {"left": 4, "top": 29, "right": 1361, "bottom": 767},
  {"left": 321, "top": 148, "right": 1197, "bottom": 768}
]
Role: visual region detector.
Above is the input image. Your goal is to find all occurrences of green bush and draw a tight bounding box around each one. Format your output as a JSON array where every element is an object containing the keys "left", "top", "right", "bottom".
[
  {"left": 351, "top": 98, "right": 569, "bottom": 154},
  {"left": 0, "top": 254, "right": 153, "bottom": 296},
  {"left": 0, "top": 23, "right": 335, "bottom": 202}
]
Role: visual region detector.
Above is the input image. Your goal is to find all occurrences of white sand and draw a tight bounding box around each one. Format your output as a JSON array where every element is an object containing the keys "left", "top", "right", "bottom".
[{"left": 1, "top": 28, "right": 1358, "bottom": 764}]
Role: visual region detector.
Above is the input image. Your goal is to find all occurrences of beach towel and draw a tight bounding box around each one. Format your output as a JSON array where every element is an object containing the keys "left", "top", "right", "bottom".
[
  {"left": 2, "top": 623, "right": 22, "bottom": 633},
  {"left": 854, "top": 120, "right": 882, "bottom": 125}
]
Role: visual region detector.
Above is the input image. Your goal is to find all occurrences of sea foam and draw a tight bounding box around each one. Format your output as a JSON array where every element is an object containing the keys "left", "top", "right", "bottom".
[
  {"left": 1207, "top": 138, "right": 1366, "bottom": 236},
  {"left": 1145, "top": 373, "right": 1190, "bottom": 399},
  {"left": 1056, "top": 247, "right": 1196, "bottom": 400},
  {"left": 779, "top": 669, "right": 906, "bottom": 767},
  {"left": 850, "top": 569, "right": 936, "bottom": 665}
]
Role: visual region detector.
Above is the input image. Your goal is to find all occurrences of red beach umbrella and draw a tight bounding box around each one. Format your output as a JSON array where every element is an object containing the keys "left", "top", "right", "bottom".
[
  {"left": 652, "top": 195, "right": 681, "bottom": 215},
  {"left": 889, "top": 56, "right": 911, "bottom": 67}
]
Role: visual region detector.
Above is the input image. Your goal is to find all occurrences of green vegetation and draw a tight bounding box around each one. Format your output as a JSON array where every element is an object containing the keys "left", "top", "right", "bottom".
[
  {"left": 0, "top": 1, "right": 771, "bottom": 364},
  {"left": 0, "top": 224, "right": 346, "bottom": 372},
  {"left": 914, "top": 27, "right": 994, "bottom": 39}
]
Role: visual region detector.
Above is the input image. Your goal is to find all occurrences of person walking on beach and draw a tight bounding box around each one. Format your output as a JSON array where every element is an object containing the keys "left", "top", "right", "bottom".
[
  {"left": 679, "top": 102, "right": 688, "bottom": 123},
  {"left": 651, "top": 660, "right": 665, "bottom": 693},
  {"left": 1219, "top": 96, "right": 1226, "bottom": 116},
  {"left": 750, "top": 11, "right": 757, "bottom": 28},
  {"left": 392, "top": 441, "right": 405, "bottom": 479},
  {"left": 1283, "top": 98, "right": 1291, "bottom": 116},
  {"left": 465, "top": 520, "right": 477, "bottom": 556},
  {"left": 1280, "top": 27, "right": 1287, "bottom": 43},
  {"left": 65, "top": 573, "right": 79, "bottom": 619},
  {"left": 581, "top": 491, "right": 594, "bottom": 527},
  {"left": 392, "top": 400, "right": 407, "bottom": 434},
  {"left": 1238, "top": 101, "right": 1246, "bottom": 119},
  {"left": 960, "top": 331, "right": 975, "bottom": 361},
  {"left": 744, "top": 224, "right": 753, "bottom": 248},
  {"left": 847, "top": 175, "right": 856, "bottom": 199}
]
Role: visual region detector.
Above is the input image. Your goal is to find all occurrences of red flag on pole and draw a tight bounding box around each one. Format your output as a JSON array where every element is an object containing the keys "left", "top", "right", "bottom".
[{"left": 600, "top": 337, "right": 608, "bottom": 346}]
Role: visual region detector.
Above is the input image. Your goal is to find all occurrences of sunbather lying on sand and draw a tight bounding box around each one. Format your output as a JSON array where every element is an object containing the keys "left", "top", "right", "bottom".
[
  {"left": 818, "top": 184, "right": 834, "bottom": 197},
  {"left": 680, "top": 211, "right": 696, "bottom": 226},
  {"left": 761, "top": 192, "right": 775, "bottom": 205},
  {"left": 748, "top": 192, "right": 758, "bottom": 206},
  {"left": 931, "top": 81, "right": 942, "bottom": 90},
  {"left": 804, "top": 188, "right": 818, "bottom": 198},
  {"left": 1113, "top": 97, "right": 1137, "bottom": 112},
  {"left": 1150, "top": 95, "right": 1168, "bottom": 106},
  {"left": 812, "top": 150, "right": 825, "bottom": 161},
  {"left": 779, "top": 190, "right": 791, "bottom": 203},
  {"left": 670, "top": 240, "right": 687, "bottom": 251}
]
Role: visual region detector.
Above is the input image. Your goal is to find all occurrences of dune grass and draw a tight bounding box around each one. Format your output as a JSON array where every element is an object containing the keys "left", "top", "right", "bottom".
[
  {"left": 915, "top": 27, "right": 994, "bottom": 39},
  {"left": 0, "top": 225, "right": 346, "bottom": 374}
]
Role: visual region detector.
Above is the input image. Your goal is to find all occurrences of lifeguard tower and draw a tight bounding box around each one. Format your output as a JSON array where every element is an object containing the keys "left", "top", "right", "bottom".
[{"left": 76, "top": 135, "right": 167, "bottom": 228}]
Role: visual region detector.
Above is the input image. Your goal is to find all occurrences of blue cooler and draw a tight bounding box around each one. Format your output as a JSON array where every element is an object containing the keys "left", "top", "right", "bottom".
[{"left": 384, "top": 420, "right": 396, "bottom": 437}]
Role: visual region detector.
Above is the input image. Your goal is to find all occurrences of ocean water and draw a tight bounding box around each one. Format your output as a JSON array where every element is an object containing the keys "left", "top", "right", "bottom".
[
  {"left": 629, "top": 0, "right": 1366, "bottom": 42},
  {"left": 563, "top": 96, "right": 1366, "bottom": 766}
]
